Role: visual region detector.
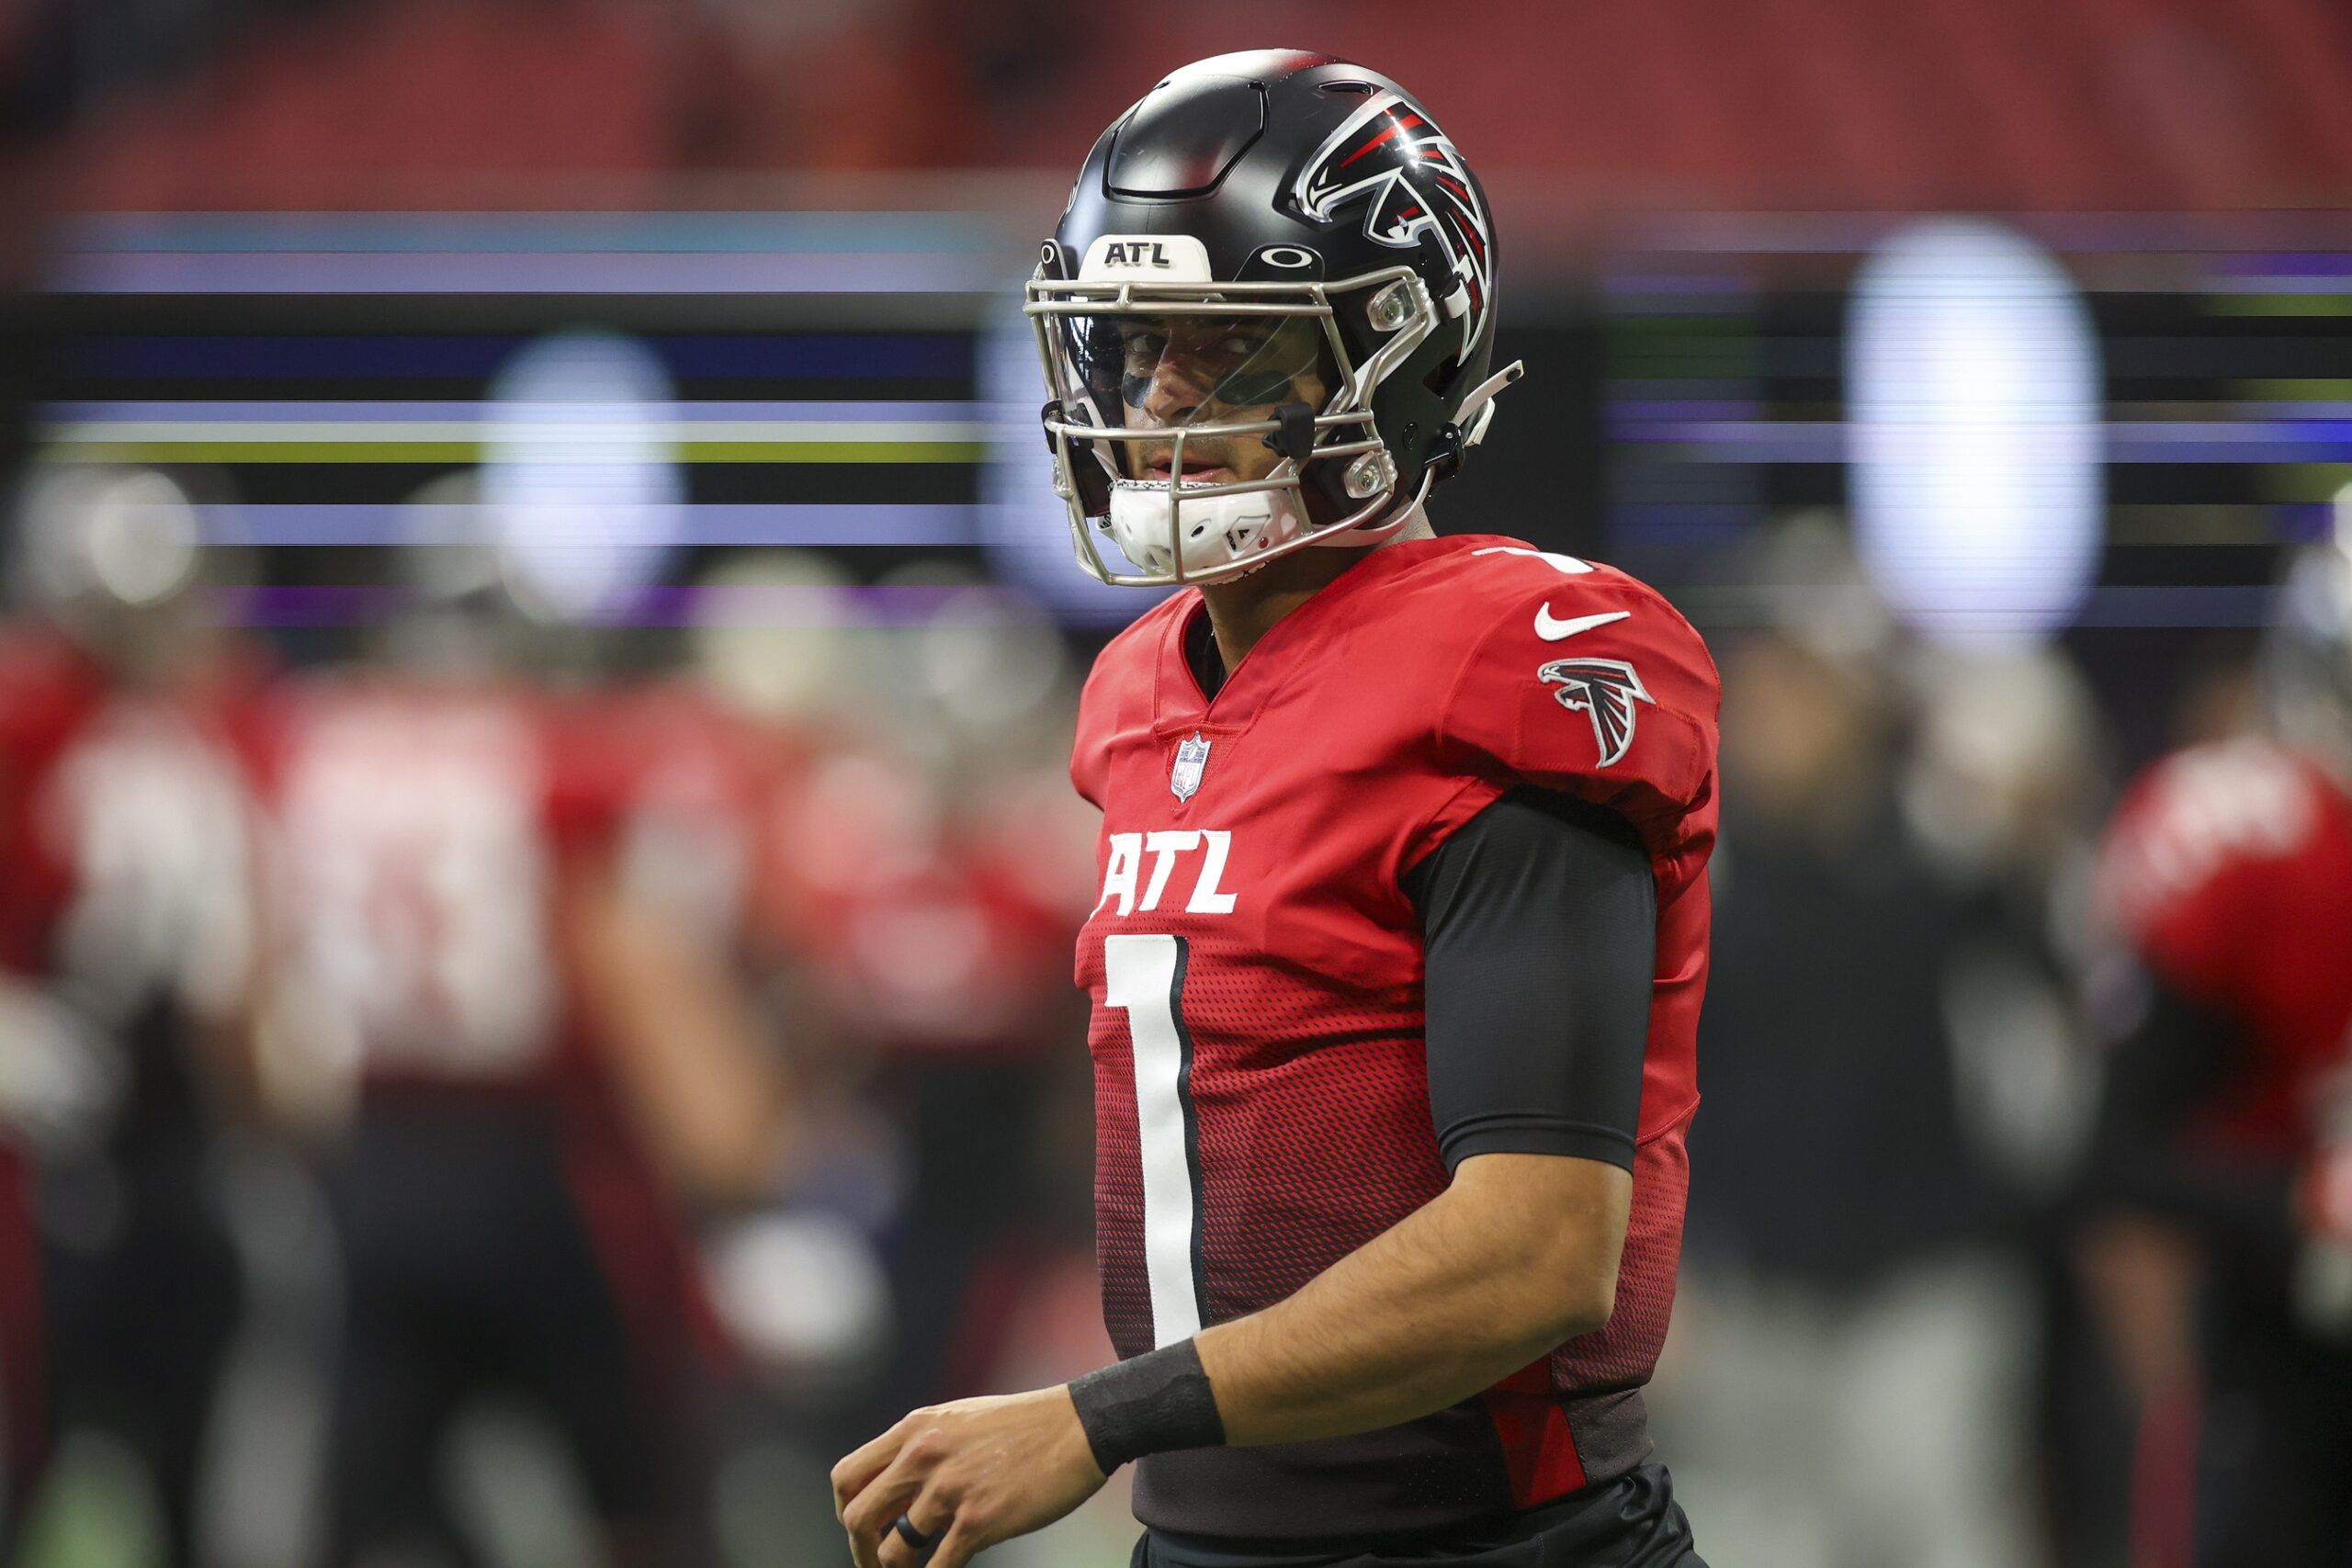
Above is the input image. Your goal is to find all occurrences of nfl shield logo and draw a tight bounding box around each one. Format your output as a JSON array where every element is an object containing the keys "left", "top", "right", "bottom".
[{"left": 1170, "top": 732, "right": 1211, "bottom": 801}]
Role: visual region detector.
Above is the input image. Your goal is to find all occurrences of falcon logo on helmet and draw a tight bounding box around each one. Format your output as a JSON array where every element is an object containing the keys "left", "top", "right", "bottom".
[
  {"left": 1538, "top": 657, "right": 1655, "bottom": 769},
  {"left": 1292, "top": 93, "right": 1493, "bottom": 365}
]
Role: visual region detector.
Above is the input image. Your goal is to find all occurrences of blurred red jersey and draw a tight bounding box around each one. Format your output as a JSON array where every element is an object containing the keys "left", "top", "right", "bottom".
[
  {"left": 590, "top": 676, "right": 784, "bottom": 957},
  {"left": 761, "top": 739, "right": 1092, "bottom": 1057},
  {"left": 254, "top": 676, "right": 614, "bottom": 1092},
  {"left": 2098, "top": 737, "right": 2352, "bottom": 1162},
  {"left": 0, "top": 629, "right": 99, "bottom": 977},
  {"left": 0, "top": 623, "right": 266, "bottom": 1495},
  {"left": 0, "top": 626, "right": 262, "bottom": 992},
  {"left": 254, "top": 673, "right": 720, "bottom": 1369},
  {"left": 1071, "top": 535, "right": 1720, "bottom": 1539}
]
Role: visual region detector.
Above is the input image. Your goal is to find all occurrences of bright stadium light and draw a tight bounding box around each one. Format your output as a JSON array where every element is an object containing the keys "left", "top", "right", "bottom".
[
  {"left": 482, "top": 328, "right": 684, "bottom": 620},
  {"left": 1846, "top": 219, "right": 2103, "bottom": 644},
  {"left": 19, "top": 465, "right": 203, "bottom": 608}
]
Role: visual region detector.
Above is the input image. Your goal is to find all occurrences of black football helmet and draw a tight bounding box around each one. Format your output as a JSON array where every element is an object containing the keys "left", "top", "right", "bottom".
[{"left": 1026, "top": 50, "right": 1521, "bottom": 586}]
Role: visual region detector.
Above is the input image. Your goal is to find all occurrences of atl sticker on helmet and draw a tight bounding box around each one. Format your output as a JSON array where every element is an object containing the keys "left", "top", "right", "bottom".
[
  {"left": 1080, "top": 234, "right": 1214, "bottom": 283},
  {"left": 1101, "top": 242, "right": 1170, "bottom": 267}
]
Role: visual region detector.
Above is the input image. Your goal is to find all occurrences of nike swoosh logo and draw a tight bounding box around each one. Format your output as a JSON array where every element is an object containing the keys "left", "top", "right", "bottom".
[{"left": 1533, "top": 606, "right": 1630, "bottom": 641}]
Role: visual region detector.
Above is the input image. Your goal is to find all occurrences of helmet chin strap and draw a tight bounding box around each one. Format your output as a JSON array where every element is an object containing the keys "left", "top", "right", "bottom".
[
  {"left": 1303, "top": 461, "right": 1437, "bottom": 550},
  {"left": 1304, "top": 491, "right": 1429, "bottom": 548},
  {"left": 1455, "top": 360, "right": 1525, "bottom": 451}
]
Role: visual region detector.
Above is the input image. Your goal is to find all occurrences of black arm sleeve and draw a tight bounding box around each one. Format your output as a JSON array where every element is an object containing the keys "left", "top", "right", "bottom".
[{"left": 1402, "top": 786, "right": 1657, "bottom": 1174}]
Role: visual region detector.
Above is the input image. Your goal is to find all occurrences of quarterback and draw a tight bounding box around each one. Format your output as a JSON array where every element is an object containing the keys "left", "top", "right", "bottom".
[{"left": 835, "top": 51, "right": 1718, "bottom": 1567}]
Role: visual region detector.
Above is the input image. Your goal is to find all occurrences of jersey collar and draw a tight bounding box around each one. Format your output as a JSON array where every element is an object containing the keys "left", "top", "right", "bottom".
[{"left": 1151, "top": 534, "right": 1469, "bottom": 739}]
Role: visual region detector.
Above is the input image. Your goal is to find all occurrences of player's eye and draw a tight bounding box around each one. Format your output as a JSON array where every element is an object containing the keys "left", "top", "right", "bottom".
[{"left": 1209, "top": 369, "right": 1297, "bottom": 408}]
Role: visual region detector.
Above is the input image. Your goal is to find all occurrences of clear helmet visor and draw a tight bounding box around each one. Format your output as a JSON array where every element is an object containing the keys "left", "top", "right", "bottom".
[{"left": 1084, "top": 312, "right": 1329, "bottom": 434}]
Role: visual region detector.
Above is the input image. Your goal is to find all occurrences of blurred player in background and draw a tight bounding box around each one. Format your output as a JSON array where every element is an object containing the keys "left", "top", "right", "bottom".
[
  {"left": 251, "top": 507, "right": 785, "bottom": 1568},
  {"left": 0, "top": 465, "right": 263, "bottom": 1565},
  {"left": 2079, "top": 536, "right": 2352, "bottom": 1566},
  {"left": 1658, "top": 518, "right": 2075, "bottom": 1568},
  {"left": 836, "top": 52, "right": 1718, "bottom": 1567},
  {"left": 754, "top": 566, "right": 1098, "bottom": 1427}
]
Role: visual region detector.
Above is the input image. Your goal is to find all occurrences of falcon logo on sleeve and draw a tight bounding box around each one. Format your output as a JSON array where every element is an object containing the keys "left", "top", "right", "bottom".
[{"left": 1538, "top": 657, "right": 1654, "bottom": 768}]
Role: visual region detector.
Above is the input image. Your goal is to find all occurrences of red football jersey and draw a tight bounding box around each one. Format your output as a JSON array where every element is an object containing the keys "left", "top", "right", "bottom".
[
  {"left": 760, "top": 737, "right": 1093, "bottom": 1056},
  {"left": 2097, "top": 738, "right": 2352, "bottom": 1163},
  {"left": 0, "top": 625, "right": 262, "bottom": 1002},
  {"left": 0, "top": 623, "right": 267, "bottom": 1498},
  {"left": 255, "top": 675, "right": 616, "bottom": 1092},
  {"left": 1071, "top": 535, "right": 1720, "bottom": 1538},
  {"left": 255, "top": 674, "right": 720, "bottom": 1358},
  {"left": 590, "top": 675, "right": 780, "bottom": 958}
]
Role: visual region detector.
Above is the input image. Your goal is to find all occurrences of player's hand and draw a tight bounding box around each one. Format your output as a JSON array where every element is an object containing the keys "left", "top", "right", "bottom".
[{"left": 831, "top": 1386, "right": 1108, "bottom": 1568}]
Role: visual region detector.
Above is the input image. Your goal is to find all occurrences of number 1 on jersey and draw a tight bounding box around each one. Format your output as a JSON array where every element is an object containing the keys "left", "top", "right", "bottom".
[{"left": 1103, "top": 932, "right": 1206, "bottom": 1346}]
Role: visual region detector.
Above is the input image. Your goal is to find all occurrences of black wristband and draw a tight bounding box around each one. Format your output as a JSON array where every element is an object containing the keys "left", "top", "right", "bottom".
[{"left": 1066, "top": 1338, "right": 1226, "bottom": 1472}]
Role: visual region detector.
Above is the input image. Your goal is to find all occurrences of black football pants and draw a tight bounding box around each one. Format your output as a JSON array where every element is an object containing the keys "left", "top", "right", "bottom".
[{"left": 1136, "top": 1462, "right": 1707, "bottom": 1568}]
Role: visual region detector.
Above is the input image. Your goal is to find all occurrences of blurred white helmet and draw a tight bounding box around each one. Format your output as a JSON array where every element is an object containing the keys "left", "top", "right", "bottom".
[
  {"left": 685, "top": 549, "right": 857, "bottom": 726},
  {"left": 9, "top": 463, "right": 228, "bottom": 680},
  {"left": 2263, "top": 540, "right": 2352, "bottom": 782},
  {"left": 376, "top": 469, "right": 541, "bottom": 677}
]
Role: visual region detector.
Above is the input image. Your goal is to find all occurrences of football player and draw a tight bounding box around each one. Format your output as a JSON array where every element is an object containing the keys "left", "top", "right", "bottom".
[
  {"left": 0, "top": 466, "right": 261, "bottom": 1568},
  {"left": 834, "top": 52, "right": 1719, "bottom": 1568},
  {"left": 255, "top": 531, "right": 780, "bottom": 1568},
  {"left": 2078, "top": 539, "right": 2352, "bottom": 1565}
]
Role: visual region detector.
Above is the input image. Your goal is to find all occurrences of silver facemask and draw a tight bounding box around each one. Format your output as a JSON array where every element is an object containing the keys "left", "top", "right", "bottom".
[{"left": 1025, "top": 265, "right": 1440, "bottom": 588}]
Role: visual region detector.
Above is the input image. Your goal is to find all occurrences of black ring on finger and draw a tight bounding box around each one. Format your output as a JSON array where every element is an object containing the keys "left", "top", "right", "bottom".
[{"left": 894, "top": 1514, "right": 944, "bottom": 1553}]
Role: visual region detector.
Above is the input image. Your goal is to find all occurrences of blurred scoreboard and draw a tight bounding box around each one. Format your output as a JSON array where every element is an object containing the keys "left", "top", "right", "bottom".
[
  {"left": 1596, "top": 212, "right": 2352, "bottom": 632},
  {"left": 18, "top": 208, "right": 2352, "bottom": 644},
  {"left": 23, "top": 211, "right": 1057, "bottom": 639}
]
